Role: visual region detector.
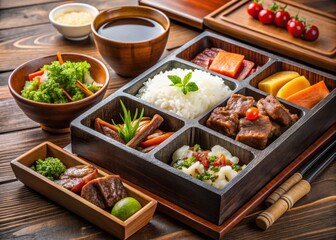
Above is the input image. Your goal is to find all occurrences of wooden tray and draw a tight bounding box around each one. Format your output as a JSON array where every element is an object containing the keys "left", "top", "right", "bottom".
[
  {"left": 139, "top": 0, "right": 230, "bottom": 29},
  {"left": 204, "top": 0, "right": 336, "bottom": 72},
  {"left": 67, "top": 124, "right": 335, "bottom": 239},
  {"left": 70, "top": 31, "right": 336, "bottom": 228},
  {"left": 11, "top": 142, "right": 157, "bottom": 240}
]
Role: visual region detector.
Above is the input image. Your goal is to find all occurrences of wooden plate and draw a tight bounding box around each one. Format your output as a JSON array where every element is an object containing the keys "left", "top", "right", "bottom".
[
  {"left": 204, "top": 0, "right": 336, "bottom": 72},
  {"left": 10, "top": 141, "right": 157, "bottom": 240},
  {"left": 139, "top": 0, "right": 231, "bottom": 29}
]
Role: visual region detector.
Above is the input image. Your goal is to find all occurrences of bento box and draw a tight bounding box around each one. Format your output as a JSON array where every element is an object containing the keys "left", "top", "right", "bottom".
[
  {"left": 10, "top": 141, "right": 157, "bottom": 240},
  {"left": 70, "top": 31, "right": 336, "bottom": 226}
]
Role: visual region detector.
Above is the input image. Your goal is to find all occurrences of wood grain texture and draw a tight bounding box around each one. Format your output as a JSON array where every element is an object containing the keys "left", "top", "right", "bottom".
[
  {"left": 204, "top": 0, "right": 336, "bottom": 73},
  {"left": 139, "top": 0, "right": 230, "bottom": 29}
]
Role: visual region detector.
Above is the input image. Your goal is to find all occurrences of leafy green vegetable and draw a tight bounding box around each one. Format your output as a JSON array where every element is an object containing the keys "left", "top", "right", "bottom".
[
  {"left": 168, "top": 71, "right": 199, "bottom": 95},
  {"left": 197, "top": 170, "right": 217, "bottom": 181},
  {"left": 232, "top": 164, "right": 243, "bottom": 172},
  {"left": 172, "top": 156, "right": 196, "bottom": 170},
  {"left": 208, "top": 155, "right": 217, "bottom": 163},
  {"left": 21, "top": 60, "right": 100, "bottom": 103},
  {"left": 112, "top": 100, "right": 144, "bottom": 143},
  {"left": 31, "top": 157, "right": 67, "bottom": 180}
]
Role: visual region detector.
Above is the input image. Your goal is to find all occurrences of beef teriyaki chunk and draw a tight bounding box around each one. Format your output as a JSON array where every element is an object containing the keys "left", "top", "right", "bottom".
[
  {"left": 270, "top": 120, "right": 283, "bottom": 138},
  {"left": 206, "top": 107, "right": 239, "bottom": 138},
  {"left": 258, "top": 95, "right": 298, "bottom": 126},
  {"left": 81, "top": 175, "right": 127, "bottom": 209},
  {"left": 226, "top": 94, "right": 255, "bottom": 117},
  {"left": 236, "top": 115, "right": 272, "bottom": 150}
]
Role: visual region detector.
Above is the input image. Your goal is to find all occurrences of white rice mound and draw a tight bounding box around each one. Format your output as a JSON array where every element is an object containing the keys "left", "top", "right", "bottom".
[{"left": 137, "top": 68, "right": 232, "bottom": 119}]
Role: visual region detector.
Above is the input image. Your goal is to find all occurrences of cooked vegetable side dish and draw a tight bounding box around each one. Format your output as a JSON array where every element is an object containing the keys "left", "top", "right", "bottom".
[
  {"left": 258, "top": 71, "right": 330, "bottom": 109},
  {"left": 137, "top": 68, "right": 232, "bottom": 119},
  {"left": 30, "top": 157, "right": 141, "bottom": 221},
  {"left": 31, "top": 157, "right": 66, "bottom": 180},
  {"left": 171, "top": 144, "right": 245, "bottom": 188},
  {"left": 21, "top": 52, "right": 101, "bottom": 103},
  {"left": 206, "top": 94, "right": 299, "bottom": 149},
  {"left": 94, "top": 100, "right": 174, "bottom": 152}
]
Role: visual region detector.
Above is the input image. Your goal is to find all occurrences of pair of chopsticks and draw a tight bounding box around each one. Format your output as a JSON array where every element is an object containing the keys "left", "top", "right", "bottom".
[{"left": 255, "top": 138, "right": 336, "bottom": 230}]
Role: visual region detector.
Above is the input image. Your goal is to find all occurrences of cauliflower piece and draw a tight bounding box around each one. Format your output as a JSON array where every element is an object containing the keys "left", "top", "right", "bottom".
[{"left": 181, "top": 161, "right": 204, "bottom": 178}]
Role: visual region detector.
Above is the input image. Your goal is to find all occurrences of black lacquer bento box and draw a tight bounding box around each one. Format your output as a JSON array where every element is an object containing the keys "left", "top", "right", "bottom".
[{"left": 70, "top": 31, "right": 336, "bottom": 226}]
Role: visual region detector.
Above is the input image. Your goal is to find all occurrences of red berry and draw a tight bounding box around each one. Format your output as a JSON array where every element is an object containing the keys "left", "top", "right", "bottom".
[
  {"left": 287, "top": 18, "right": 305, "bottom": 37},
  {"left": 247, "top": 1, "right": 264, "bottom": 19},
  {"left": 258, "top": 9, "right": 275, "bottom": 25},
  {"left": 275, "top": 10, "right": 291, "bottom": 28},
  {"left": 303, "top": 25, "right": 319, "bottom": 41}
]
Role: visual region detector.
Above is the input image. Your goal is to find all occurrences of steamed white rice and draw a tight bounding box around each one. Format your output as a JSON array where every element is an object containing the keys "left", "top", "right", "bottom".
[{"left": 137, "top": 68, "right": 232, "bottom": 119}]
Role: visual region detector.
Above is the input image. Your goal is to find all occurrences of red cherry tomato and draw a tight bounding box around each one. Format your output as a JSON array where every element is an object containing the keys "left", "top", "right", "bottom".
[
  {"left": 274, "top": 10, "right": 291, "bottom": 28},
  {"left": 303, "top": 25, "right": 319, "bottom": 41},
  {"left": 258, "top": 9, "right": 275, "bottom": 25},
  {"left": 246, "top": 107, "right": 259, "bottom": 121},
  {"left": 247, "top": 1, "right": 263, "bottom": 19},
  {"left": 287, "top": 18, "right": 305, "bottom": 37}
]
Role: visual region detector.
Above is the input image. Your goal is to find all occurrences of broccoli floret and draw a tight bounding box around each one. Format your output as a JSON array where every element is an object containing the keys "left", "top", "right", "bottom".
[{"left": 31, "top": 157, "right": 67, "bottom": 180}]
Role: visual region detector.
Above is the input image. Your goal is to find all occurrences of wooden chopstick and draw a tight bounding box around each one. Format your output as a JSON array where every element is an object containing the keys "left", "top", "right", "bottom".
[
  {"left": 265, "top": 138, "right": 336, "bottom": 206},
  {"left": 255, "top": 139, "right": 336, "bottom": 230}
]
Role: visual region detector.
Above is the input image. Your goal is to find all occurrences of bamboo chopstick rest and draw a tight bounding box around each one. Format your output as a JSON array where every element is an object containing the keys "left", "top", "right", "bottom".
[
  {"left": 265, "top": 172, "right": 303, "bottom": 206},
  {"left": 255, "top": 179, "right": 311, "bottom": 230}
]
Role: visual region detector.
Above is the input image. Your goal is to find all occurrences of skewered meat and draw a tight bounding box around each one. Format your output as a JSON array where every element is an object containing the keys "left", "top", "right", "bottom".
[
  {"left": 54, "top": 165, "right": 98, "bottom": 193},
  {"left": 236, "top": 115, "right": 272, "bottom": 150},
  {"left": 81, "top": 175, "right": 127, "bottom": 209},
  {"left": 206, "top": 107, "right": 239, "bottom": 138},
  {"left": 226, "top": 94, "right": 255, "bottom": 117}
]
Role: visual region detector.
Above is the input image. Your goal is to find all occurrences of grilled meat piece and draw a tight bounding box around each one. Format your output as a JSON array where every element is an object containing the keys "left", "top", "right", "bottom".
[
  {"left": 191, "top": 48, "right": 225, "bottom": 69},
  {"left": 236, "top": 115, "right": 272, "bottom": 150},
  {"left": 226, "top": 94, "right": 255, "bottom": 117},
  {"left": 81, "top": 175, "right": 127, "bottom": 209},
  {"left": 258, "top": 95, "right": 298, "bottom": 126},
  {"left": 234, "top": 60, "right": 255, "bottom": 80},
  {"left": 127, "top": 114, "right": 164, "bottom": 148},
  {"left": 55, "top": 165, "right": 98, "bottom": 193},
  {"left": 206, "top": 107, "right": 239, "bottom": 138}
]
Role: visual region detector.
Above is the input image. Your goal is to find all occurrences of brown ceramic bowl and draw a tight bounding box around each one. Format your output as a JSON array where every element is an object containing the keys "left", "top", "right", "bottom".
[
  {"left": 91, "top": 6, "right": 170, "bottom": 77},
  {"left": 8, "top": 53, "right": 109, "bottom": 133}
]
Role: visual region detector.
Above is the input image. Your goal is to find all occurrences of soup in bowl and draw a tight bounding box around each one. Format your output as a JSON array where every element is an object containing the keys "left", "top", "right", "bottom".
[{"left": 91, "top": 6, "right": 170, "bottom": 77}]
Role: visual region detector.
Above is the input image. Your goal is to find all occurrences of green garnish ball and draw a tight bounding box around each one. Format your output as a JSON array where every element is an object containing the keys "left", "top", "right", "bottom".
[{"left": 30, "top": 157, "right": 67, "bottom": 180}]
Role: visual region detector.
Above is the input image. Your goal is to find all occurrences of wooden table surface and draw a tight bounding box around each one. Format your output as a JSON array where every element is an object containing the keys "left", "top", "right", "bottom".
[{"left": 0, "top": 0, "right": 335, "bottom": 239}]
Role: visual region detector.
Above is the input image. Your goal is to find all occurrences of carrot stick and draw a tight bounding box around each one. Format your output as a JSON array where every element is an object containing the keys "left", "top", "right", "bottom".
[
  {"left": 28, "top": 70, "right": 44, "bottom": 80},
  {"left": 57, "top": 51, "right": 64, "bottom": 64},
  {"left": 140, "top": 132, "right": 174, "bottom": 148}
]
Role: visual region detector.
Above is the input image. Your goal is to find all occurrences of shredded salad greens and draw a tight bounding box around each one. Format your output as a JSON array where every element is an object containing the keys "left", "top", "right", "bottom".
[{"left": 21, "top": 60, "right": 100, "bottom": 103}]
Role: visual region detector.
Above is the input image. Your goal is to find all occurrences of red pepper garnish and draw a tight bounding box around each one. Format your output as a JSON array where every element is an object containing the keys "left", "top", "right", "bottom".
[{"left": 28, "top": 70, "right": 44, "bottom": 81}]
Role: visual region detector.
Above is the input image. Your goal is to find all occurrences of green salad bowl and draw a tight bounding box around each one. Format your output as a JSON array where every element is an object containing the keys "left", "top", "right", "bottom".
[{"left": 8, "top": 53, "right": 109, "bottom": 133}]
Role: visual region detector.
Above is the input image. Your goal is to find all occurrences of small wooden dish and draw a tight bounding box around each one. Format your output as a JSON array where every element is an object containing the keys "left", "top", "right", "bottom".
[{"left": 10, "top": 141, "right": 157, "bottom": 240}]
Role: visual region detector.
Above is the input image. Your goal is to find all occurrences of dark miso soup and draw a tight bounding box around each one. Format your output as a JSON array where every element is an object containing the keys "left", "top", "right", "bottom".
[{"left": 97, "top": 17, "right": 164, "bottom": 42}]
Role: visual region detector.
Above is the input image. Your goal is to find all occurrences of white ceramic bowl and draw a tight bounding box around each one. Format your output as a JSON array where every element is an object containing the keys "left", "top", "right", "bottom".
[{"left": 49, "top": 3, "right": 99, "bottom": 41}]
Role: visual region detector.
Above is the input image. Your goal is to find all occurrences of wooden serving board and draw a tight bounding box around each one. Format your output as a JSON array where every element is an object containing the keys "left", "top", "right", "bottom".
[
  {"left": 204, "top": 0, "right": 336, "bottom": 72},
  {"left": 138, "top": 0, "right": 231, "bottom": 29},
  {"left": 68, "top": 125, "right": 335, "bottom": 239}
]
